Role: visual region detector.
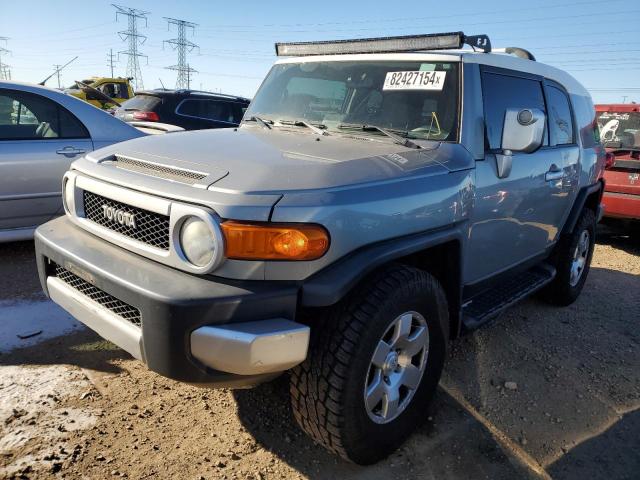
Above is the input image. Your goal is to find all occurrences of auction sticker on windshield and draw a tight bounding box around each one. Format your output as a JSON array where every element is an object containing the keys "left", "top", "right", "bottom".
[{"left": 383, "top": 71, "right": 446, "bottom": 90}]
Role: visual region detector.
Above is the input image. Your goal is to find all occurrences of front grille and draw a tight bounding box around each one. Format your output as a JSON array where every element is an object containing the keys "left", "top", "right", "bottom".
[
  {"left": 113, "top": 155, "right": 207, "bottom": 185},
  {"left": 83, "top": 190, "right": 170, "bottom": 250},
  {"left": 53, "top": 262, "right": 141, "bottom": 327}
]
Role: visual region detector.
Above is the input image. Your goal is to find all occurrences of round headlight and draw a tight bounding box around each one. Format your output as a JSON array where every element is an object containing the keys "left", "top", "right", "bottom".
[{"left": 179, "top": 217, "right": 216, "bottom": 267}]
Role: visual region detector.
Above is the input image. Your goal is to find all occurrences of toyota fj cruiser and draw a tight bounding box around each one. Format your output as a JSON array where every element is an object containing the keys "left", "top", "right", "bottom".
[{"left": 34, "top": 32, "right": 605, "bottom": 464}]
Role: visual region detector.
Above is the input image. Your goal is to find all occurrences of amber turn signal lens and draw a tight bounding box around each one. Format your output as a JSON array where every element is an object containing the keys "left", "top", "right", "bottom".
[{"left": 221, "top": 221, "right": 330, "bottom": 260}]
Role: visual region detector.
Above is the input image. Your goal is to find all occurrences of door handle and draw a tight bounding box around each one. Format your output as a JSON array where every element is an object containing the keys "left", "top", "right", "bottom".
[
  {"left": 545, "top": 164, "right": 564, "bottom": 182},
  {"left": 56, "top": 146, "right": 86, "bottom": 158}
]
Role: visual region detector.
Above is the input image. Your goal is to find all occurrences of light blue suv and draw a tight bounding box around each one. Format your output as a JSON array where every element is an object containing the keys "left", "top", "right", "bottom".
[{"left": 34, "top": 32, "right": 605, "bottom": 463}]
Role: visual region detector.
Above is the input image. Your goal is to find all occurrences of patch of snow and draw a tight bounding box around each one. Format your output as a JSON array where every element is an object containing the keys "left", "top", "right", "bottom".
[{"left": 0, "top": 299, "right": 85, "bottom": 353}]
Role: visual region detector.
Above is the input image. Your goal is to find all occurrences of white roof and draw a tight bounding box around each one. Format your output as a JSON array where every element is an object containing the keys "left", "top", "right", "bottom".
[{"left": 275, "top": 50, "right": 588, "bottom": 97}]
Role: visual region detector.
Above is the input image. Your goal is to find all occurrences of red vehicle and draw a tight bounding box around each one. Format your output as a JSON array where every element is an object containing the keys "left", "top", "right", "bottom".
[{"left": 595, "top": 104, "right": 640, "bottom": 225}]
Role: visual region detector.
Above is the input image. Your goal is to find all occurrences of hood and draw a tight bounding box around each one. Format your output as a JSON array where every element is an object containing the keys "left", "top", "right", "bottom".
[{"left": 86, "top": 125, "right": 474, "bottom": 194}]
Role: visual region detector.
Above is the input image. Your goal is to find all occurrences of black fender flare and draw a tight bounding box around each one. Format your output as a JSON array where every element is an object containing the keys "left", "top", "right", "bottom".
[
  {"left": 561, "top": 181, "right": 604, "bottom": 235},
  {"left": 300, "top": 226, "right": 464, "bottom": 308}
]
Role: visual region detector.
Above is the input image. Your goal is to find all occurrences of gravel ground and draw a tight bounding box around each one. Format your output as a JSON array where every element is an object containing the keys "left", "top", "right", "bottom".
[{"left": 0, "top": 225, "right": 638, "bottom": 480}]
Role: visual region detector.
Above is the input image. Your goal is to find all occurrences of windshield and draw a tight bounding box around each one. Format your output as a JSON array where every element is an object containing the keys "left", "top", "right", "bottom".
[
  {"left": 245, "top": 60, "right": 459, "bottom": 141},
  {"left": 596, "top": 111, "right": 640, "bottom": 149}
]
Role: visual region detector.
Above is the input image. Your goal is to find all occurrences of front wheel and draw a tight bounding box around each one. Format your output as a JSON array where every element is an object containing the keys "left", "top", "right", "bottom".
[
  {"left": 542, "top": 208, "right": 596, "bottom": 306},
  {"left": 290, "top": 264, "right": 448, "bottom": 464}
]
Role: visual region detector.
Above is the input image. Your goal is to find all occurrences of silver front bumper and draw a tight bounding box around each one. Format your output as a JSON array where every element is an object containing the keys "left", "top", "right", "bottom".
[
  {"left": 47, "top": 275, "right": 309, "bottom": 376},
  {"left": 190, "top": 319, "right": 310, "bottom": 375}
]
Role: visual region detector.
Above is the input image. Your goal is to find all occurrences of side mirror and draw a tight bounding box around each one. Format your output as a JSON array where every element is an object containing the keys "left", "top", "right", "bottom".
[
  {"left": 495, "top": 108, "right": 545, "bottom": 179},
  {"left": 502, "top": 108, "right": 545, "bottom": 153}
]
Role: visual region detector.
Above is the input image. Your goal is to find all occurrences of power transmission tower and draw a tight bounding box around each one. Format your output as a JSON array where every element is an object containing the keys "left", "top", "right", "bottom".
[
  {"left": 0, "top": 37, "right": 11, "bottom": 81},
  {"left": 163, "top": 17, "right": 198, "bottom": 89},
  {"left": 53, "top": 64, "right": 62, "bottom": 88},
  {"left": 107, "top": 49, "right": 117, "bottom": 78},
  {"left": 113, "top": 4, "right": 149, "bottom": 90}
]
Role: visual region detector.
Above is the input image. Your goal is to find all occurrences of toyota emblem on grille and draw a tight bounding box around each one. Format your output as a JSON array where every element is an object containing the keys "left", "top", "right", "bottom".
[{"left": 102, "top": 205, "right": 137, "bottom": 229}]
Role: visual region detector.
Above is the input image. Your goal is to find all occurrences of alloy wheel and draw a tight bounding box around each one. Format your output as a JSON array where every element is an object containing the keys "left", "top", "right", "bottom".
[
  {"left": 569, "top": 229, "right": 590, "bottom": 287},
  {"left": 364, "top": 311, "right": 429, "bottom": 424}
]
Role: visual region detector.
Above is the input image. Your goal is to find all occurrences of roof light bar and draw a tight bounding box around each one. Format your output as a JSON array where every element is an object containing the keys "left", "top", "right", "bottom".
[{"left": 275, "top": 32, "right": 491, "bottom": 57}]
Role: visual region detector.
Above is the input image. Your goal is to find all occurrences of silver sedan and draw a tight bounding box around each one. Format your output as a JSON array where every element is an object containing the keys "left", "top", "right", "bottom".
[{"left": 0, "top": 82, "right": 145, "bottom": 242}]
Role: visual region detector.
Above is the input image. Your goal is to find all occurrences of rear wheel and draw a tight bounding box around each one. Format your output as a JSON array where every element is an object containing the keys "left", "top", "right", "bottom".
[
  {"left": 542, "top": 208, "right": 596, "bottom": 306},
  {"left": 289, "top": 264, "right": 448, "bottom": 464}
]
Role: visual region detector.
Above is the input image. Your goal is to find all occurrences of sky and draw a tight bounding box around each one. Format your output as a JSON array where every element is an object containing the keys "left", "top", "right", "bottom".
[{"left": 1, "top": 0, "right": 639, "bottom": 103}]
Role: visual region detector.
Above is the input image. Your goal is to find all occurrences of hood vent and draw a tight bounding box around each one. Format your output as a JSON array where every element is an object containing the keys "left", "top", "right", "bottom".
[{"left": 110, "top": 155, "right": 208, "bottom": 185}]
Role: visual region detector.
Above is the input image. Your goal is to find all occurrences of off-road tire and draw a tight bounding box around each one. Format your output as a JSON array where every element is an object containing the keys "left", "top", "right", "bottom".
[
  {"left": 290, "top": 264, "right": 448, "bottom": 464},
  {"left": 542, "top": 208, "right": 596, "bottom": 306}
]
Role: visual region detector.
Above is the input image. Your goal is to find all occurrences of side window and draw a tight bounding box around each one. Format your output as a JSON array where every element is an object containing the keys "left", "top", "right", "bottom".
[
  {"left": 481, "top": 72, "right": 548, "bottom": 150},
  {"left": 177, "top": 99, "right": 235, "bottom": 123},
  {"left": 203, "top": 100, "right": 232, "bottom": 122},
  {"left": 59, "top": 108, "right": 89, "bottom": 138},
  {"left": 0, "top": 89, "right": 88, "bottom": 140},
  {"left": 546, "top": 85, "right": 574, "bottom": 145},
  {"left": 230, "top": 103, "right": 245, "bottom": 123},
  {"left": 98, "top": 83, "right": 117, "bottom": 99},
  {"left": 18, "top": 103, "right": 39, "bottom": 124},
  {"left": 177, "top": 100, "right": 198, "bottom": 117},
  {"left": 115, "top": 83, "right": 130, "bottom": 99}
]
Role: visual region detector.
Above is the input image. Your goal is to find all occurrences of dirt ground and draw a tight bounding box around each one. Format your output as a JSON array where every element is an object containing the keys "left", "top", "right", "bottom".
[{"left": 0, "top": 225, "right": 638, "bottom": 480}]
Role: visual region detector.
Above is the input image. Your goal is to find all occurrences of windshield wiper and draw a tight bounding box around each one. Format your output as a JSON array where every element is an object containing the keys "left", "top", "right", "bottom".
[
  {"left": 337, "top": 123, "right": 421, "bottom": 149},
  {"left": 245, "top": 115, "right": 273, "bottom": 130},
  {"left": 278, "top": 119, "right": 329, "bottom": 136}
]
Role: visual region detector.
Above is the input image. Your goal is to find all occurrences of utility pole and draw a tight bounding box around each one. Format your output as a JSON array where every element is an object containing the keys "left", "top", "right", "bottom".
[
  {"left": 0, "top": 37, "right": 11, "bottom": 81},
  {"left": 53, "top": 64, "right": 62, "bottom": 88},
  {"left": 107, "top": 49, "right": 117, "bottom": 78},
  {"left": 622, "top": 95, "right": 628, "bottom": 104},
  {"left": 113, "top": 4, "right": 149, "bottom": 90},
  {"left": 163, "top": 17, "right": 198, "bottom": 89}
]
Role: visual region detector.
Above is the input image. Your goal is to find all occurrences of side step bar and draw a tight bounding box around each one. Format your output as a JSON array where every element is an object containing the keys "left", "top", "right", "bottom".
[{"left": 462, "top": 264, "right": 556, "bottom": 331}]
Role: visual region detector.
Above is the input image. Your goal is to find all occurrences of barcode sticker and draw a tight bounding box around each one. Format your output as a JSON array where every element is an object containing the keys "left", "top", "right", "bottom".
[{"left": 383, "top": 71, "right": 446, "bottom": 91}]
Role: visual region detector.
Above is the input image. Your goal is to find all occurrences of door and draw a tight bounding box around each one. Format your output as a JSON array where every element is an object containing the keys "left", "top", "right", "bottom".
[
  {"left": 0, "top": 88, "right": 93, "bottom": 230},
  {"left": 464, "top": 69, "right": 577, "bottom": 284}
]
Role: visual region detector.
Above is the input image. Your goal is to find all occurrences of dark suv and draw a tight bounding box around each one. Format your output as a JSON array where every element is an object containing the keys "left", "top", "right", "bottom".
[{"left": 114, "top": 89, "right": 250, "bottom": 130}]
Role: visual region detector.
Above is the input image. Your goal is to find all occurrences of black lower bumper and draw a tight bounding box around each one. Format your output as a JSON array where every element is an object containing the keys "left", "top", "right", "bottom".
[{"left": 35, "top": 216, "right": 300, "bottom": 386}]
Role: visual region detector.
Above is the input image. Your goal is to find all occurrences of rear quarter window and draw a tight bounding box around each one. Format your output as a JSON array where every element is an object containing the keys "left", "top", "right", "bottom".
[
  {"left": 573, "top": 95, "right": 601, "bottom": 149},
  {"left": 546, "top": 85, "right": 575, "bottom": 145}
]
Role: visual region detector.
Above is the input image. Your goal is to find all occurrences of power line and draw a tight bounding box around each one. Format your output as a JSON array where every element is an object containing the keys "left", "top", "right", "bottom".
[
  {"left": 199, "top": 0, "right": 626, "bottom": 29},
  {"left": 163, "top": 17, "right": 199, "bottom": 89},
  {"left": 587, "top": 88, "right": 640, "bottom": 91},
  {"left": 113, "top": 4, "right": 149, "bottom": 90},
  {"left": 10, "top": 22, "right": 116, "bottom": 40},
  {"left": 196, "top": 9, "right": 640, "bottom": 35},
  {"left": 537, "top": 49, "right": 640, "bottom": 57}
]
